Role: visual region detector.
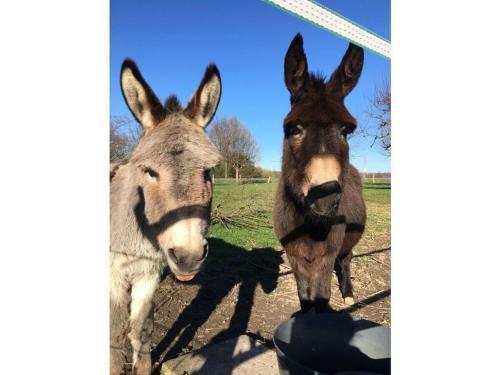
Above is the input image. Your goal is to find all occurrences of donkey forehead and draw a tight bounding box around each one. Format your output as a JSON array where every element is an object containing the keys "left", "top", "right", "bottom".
[
  {"left": 132, "top": 115, "right": 221, "bottom": 167},
  {"left": 285, "top": 96, "right": 356, "bottom": 127}
]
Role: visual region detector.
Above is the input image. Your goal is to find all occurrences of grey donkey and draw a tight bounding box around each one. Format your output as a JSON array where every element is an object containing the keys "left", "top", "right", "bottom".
[{"left": 110, "top": 59, "right": 222, "bottom": 375}]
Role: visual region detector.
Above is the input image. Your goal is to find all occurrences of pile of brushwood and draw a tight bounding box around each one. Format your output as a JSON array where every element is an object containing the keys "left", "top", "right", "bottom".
[{"left": 211, "top": 201, "right": 271, "bottom": 230}]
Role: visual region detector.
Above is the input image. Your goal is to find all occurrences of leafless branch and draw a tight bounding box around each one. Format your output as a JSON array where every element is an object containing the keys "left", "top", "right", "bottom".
[
  {"left": 110, "top": 115, "right": 142, "bottom": 161},
  {"left": 208, "top": 117, "right": 260, "bottom": 180},
  {"left": 359, "top": 78, "right": 391, "bottom": 156}
]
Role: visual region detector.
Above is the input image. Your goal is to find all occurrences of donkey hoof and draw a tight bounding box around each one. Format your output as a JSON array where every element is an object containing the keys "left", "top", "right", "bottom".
[{"left": 343, "top": 297, "right": 355, "bottom": 306}]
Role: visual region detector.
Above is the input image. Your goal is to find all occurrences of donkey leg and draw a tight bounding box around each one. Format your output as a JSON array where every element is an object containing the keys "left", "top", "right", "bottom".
[
  {"left": 296, "top": 275, "right": 314, "bottom": 313},
  {"left": 309, "top": 255, "right": 336, "bottom": 313},
  {"left": 129, "top": 275, "right": 158, "bottom": 375},
  {"left": 110, "top": 284, "right": 130, "bottom": 375},
  {"left": 287, "top": 254, "right": 314, "bottom": 313},
  {"left": 336, "top": 250, "right": 355, "bottom": 305}
]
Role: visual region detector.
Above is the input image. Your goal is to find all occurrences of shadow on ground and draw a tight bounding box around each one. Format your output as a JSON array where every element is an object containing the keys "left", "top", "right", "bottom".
[
  {"left": 149, "top": 239, "right": 391, "bottom": 374},
  {"left": 353, "top": 247, "right": 391, "bottom": 258},
  {"left": 151, "top": 238, "right": 283, "bottom": 374}
]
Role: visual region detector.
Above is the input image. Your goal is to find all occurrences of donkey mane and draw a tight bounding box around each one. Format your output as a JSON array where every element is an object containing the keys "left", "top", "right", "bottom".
[
  {"left": 308, "top": 72, "right": 328, "bottom": 88},
  {"left": 287, "top": 72, "right": 326, "bottom": 104},
  {"left": 165, "top": 95, "right": 183, "bottom": 113}
]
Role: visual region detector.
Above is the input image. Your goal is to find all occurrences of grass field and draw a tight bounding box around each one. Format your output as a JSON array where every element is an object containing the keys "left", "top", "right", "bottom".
[{"left": 209, "top": 182, "right": 278, "bottom": 249}]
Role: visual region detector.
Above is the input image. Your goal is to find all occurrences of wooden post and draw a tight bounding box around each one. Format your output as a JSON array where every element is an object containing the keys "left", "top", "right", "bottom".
[{"left": 267, "top": 176, "right": 271, "bottom": 183}]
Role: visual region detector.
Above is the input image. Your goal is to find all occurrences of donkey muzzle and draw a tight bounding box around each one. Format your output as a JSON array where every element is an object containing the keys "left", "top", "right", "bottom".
[
  {"left": 305, "top": 181, "right": 342, "bottom": 219},
  {"left": 168, "top": 241, "right": 209, "bottom": 281}
]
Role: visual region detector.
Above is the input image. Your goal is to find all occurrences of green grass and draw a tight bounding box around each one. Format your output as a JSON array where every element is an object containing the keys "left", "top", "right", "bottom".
[
  {"left": 209, "top": 182, "right": 278, "bottom": 249},
  {"left": 209, "top": 180, "right": 391, "bottom": 251}
]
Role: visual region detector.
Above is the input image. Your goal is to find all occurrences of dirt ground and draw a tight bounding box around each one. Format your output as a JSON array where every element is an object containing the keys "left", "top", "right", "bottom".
[{"left": 150, "top": 235, "right": 390, "bottom": 373}]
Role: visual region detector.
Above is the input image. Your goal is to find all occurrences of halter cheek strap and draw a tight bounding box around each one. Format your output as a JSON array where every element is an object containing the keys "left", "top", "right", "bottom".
[{"left": 284, "top": 183, "right": 306, "bottom": 212}]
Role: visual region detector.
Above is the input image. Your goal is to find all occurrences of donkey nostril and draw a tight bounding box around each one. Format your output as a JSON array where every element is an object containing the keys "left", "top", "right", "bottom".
[{"left": 168, "top": 248, "right": 179, "bottom": 264}]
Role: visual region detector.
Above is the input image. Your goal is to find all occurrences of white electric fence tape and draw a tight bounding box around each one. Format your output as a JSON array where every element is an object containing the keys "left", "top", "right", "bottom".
[{"left": 263, "top": 0, "right": 391, "bottom": 59}]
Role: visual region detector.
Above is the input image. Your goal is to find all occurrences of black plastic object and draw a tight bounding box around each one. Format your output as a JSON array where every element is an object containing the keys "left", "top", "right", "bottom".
[{"left": 273, "top": 311, "right": 390, "bottom": 375}]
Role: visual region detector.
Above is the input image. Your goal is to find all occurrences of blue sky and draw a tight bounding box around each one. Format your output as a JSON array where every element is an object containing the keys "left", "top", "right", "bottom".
[{"left": 111, "top": 0, "right": 390, "bottom": 172}]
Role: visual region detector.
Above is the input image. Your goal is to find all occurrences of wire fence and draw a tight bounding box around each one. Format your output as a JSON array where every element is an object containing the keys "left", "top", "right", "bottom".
[
  {"left": 213, "top": 177, "right": 276, "bottom": 185},
  {"left": 361, "top": 175, "right": 391, "bottom": 184},
  {"left": 214, "top": 176, "right": 390, "bottom": 185}
]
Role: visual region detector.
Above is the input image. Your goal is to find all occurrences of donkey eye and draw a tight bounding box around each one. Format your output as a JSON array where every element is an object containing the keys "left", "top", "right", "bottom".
[
  {"left": 143, "top": 167, "right": 159, "bottom": 179},
  {"left": 340, "top": 125, "right": 353, "bottom": 139},
  {"left": 204, "top": 169, "right": 212, "bottom": 181},
  {"left": 289, "top": 125, "right": 304, "bottom": 138}
]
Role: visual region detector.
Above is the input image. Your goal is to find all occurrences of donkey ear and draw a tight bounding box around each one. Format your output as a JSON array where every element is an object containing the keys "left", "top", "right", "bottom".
[
  {"left": 120, "top": 59, "right": 166, "bottom": 130},
  {"left": 184, "top": 64, "right": 222, "bottom": 128},
  {"left": 284, "top": 33, "right": 309, "bottom": 101},
  {"left": 327, "top": 43, "right": 364, "bottom": 99}
]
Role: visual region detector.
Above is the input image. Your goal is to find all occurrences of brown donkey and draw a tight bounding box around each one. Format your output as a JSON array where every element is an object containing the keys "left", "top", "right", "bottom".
[
  {"left": 110, "top": 59, "right": 222, "bottom": 375},
  {"left": 273, "top": 34, "right": 367, "bottom": 314}
]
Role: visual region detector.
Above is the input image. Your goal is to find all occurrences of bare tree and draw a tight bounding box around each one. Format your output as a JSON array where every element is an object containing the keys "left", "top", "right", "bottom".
[
  {"left": 110, "top": 115, "right": 142, "bottom": 161},
  {"left": 361, "top": 78, "right": 391, "bottom": 156},
  {"left": 208, "top": 117, "right": 259, "bottom": 182},
  {"left": 209, "top": 117, "right": 231, "bottom": 178}
]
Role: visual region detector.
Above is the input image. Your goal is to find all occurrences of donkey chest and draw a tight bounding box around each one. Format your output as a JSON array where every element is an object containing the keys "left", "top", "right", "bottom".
[
  {"left": 111, "top": 249, "right": 164, "bottom": 282},
  {"left": 284, "top": 230, "right": 341, "bottom": 261}
]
